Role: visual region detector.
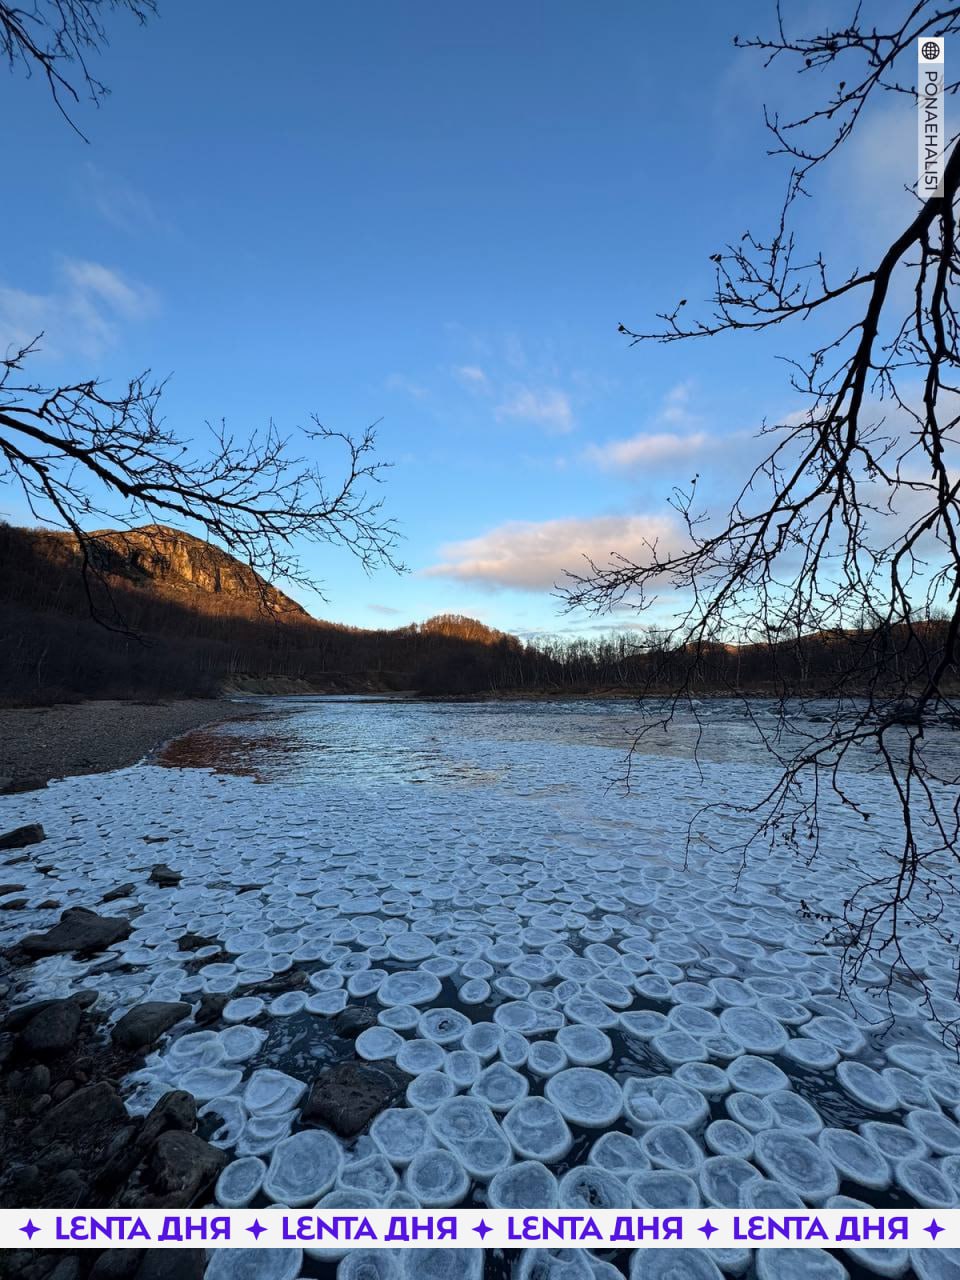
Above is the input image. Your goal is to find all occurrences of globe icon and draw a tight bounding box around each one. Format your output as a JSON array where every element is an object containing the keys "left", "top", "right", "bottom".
[{"left": 923, "top": 40, "right": 941, "bottom": 60}]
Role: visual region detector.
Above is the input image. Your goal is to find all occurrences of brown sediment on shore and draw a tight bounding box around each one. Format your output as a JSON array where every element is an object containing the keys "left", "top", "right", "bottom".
[{"left": 0, "top": 699, "right": 261, "bottom": 791}]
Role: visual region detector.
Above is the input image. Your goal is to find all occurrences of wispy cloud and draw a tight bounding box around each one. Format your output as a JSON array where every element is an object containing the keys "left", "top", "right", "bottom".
[
  {"left": 583, "top": 381, "right": 707, "bottom": 469},
  {"left": 454, "top": 364, "right": 489, "bottom": 389},
  {"left": 369, "top": 602, "right": 403, "bottom": 616},
  {"left": 385, "top": 373, "right": 430, "bottom": 399},
  {"left": 495, "top": 387, "right": 574, "bottom": 434},
  {"left": 586, "top": 430, "right": 709, "bottom": 469},
  {"left": 84, "top": 164, "right": 173, "bottom": 238},
  {"left": 0, "top": 258, "right": 156, "bottom": 359},
  {"left": 423, "top": 513, "right": 682, "bottom": 591}
]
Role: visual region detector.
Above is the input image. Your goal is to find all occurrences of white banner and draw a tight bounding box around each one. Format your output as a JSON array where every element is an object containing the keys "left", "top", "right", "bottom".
[
  {"left": 2, "top": 1207, "right": 958, "bottom": 1250},
  {"left": 919, "top": 36, "right": 946, "bottom": 197}
]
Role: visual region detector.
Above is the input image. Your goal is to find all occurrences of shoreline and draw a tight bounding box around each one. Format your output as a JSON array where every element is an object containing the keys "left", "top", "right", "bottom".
[{"left": 0, "top": 699, "right": 262, "bottom": 792}]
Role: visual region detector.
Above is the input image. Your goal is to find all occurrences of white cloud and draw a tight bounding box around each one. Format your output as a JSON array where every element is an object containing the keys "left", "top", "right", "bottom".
[
  {"left": 495, "top": 388, "right": 574, "bottom": 434},
  {"left": 0, "top": 258, "right": 156, "bottom": 359},
  {"left": 454, "top": 364, "right": 488, "bottom": 388},
  {"left": 423, "top": 513, "right": 683, "bottom": 591},
  {"left": 586, "top": 430, "right": 709, "bottom": 469}
]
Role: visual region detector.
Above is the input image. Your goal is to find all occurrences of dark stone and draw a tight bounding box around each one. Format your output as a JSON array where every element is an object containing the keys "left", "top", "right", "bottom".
[
  {"left": 0, "top": 883, "right": 26, "bottom": 895},
  {"left": 21, "top": 998, "right": 83, "bottom": 1056},
  {"left": 29, "top": 1093, "right": 51, "bottom": 1115},
  {"left": 301, "top": 1060, "right": 411, "bottom": 1137},
  {"left": 48, "top": 1259, "right": 82, "bottom": 1280},
  {"left": 36, "top": 899, "right": 60, "bottom": 910},
  {"left": 0, "top": 824, "right": 45, "bottom": 850},
  {"left": 0, "top": 776, "right": 47, "bottom": 794},
  {"left": 334, "top": 1005, "right": 378, "bottom": 1039},
  {"left": 0, "top": 898, "right": 28, "bottom": 910},
  {"left": 133, "top": 1251, "right": 205, "bottom": 1280},
  {"left": 176, "top": 932, "right": 216, "bottom": 952},
  {"left": 138, "top": 1091, "right": 196, "bottom": 1149},
  {"left": 102, "top": 883, "right": 136, "bottom": 903},
  {"left": 193, "top": 994, "right": 227, "bottom": 1026},
  {"left": 25, "top": 1064, "right": 52, "bottom": 1094},
  {"left": 123, "top": 1130, "right": 227, "bottom": 1209},
  {"left": 0, "top": 1031, "right": 15, "bottom": 1066},
  {"left": 48, "top": 1168, "right": 87, "bottom": 1203},
  {"left": 50, "top": 1080, "right": 76, "bottom": 1104},
  {"left": 89, "top": 1253, "right": 145, "bottom": 1280},
  {"left": 20, "top": 907, "right": 132, "bottom": 957},
  {"left": 31, "top": 1081, "right": 127, "bottom": 1143},
  {"left": 148, "top": 863, "right": 181, "bottom": 888},
  {"left": 111, "top": 1002, "right": 191, "bottom": 1052}
]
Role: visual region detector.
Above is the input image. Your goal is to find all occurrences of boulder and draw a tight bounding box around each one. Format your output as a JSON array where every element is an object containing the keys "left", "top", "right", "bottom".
[
  {"left": 21, "top": 998, "right": 83, "bottom": 1056},
  {"left": 148, "top": 864, "right": 181, "bottom": 888},
  {"left": 20, "top": 907, "right": 132, "bottom": 957},
  {"left": 301, "top": 1060, "right": 411, "bottom": 1137},
  {"left": 102, "top": 883, "right": 136, "bottom": 903},
  {"left": 124, "top": 1130, "right": 227, "bottom": 1208},
  {"left": 0, "top": 824, "right": 45, "bottom": 850},
  {"left": 334, "top": 1005, "right": 378, "bottom": 1039},
  {"left": 111, "top": 1002, "right": 191, "bottom": 1052},
  {"left": 134, "top": 1251, "right": 205, "bottom": 1280},
  {"left": 31, "top": 1081, "right": 127, "bottom": 1143}
]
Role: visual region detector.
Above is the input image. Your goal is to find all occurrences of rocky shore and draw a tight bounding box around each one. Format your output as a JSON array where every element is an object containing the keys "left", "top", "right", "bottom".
[
  {"left": 0, "top": 823, "right": 410, "bottom": 1280},
  {"left": 0, "top": 701, "right": 260, "bottom": 792}
]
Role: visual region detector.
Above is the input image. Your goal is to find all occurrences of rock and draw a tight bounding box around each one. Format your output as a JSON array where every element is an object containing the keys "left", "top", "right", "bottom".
[
  {"left": 138, "top": 1091, "right": 197, "bottom": 1149},
  {"left": 89, "top": 1252, "right": 145, "bottom": 1280},
  {"left": 25, "top": 1064, "right": 52, "bottom": 1094},
  {"left": 0, "top": 776, "right": 46, "bottom": 794},
  {"left": 334, "top": 1005, "right": 378, "bottom": 1039},
  {"left": 0, "top": 824, "right": 45, "bottom": 850},
  {"left": 29, "top": 1094, "right": 51, "bottom": 1116},
  {"left": 301, "top": 1060, "right": 411, "bottom": 1137},
  {"left": 0, "top": 883, "right": 26, "bottom": 895},
  {"left": 124, "top": 1130, "right": 227, "bottom": 1209},
  {"left": 148, "top": 863, "right": 181, "bottom": 888},
  {"left": 50, "top": 1080, "right": 76, "bottom": 1104},
  {"left": 112, "top": 1002, "right": 191, "bottom": 1052},
  {"left": 102, "top": 883, "right": 135, "bottom": 903},
  {"left": 0, "top": 1032, "right": 15, "bottom": 1066},
  {"left": 49, "top": 1168, "right": 87, "bottom": 1203},
  {"left": 36, "top": 899, "right": 60, "bottom": 910},
  {"left": 3, "top": 998, "right": 58, "bottom": 1031},
  {"left": 177, "top": 932, "right": 217, "bottom": 951},
  {"left": 194, "top": 994, "right": 227, "bottom": 1026},
  {"left": 20, "top": 907, "right": 132, "bottom": 957},
  {"left": 48, "top": 1259, "right": 82, "bottom": 1280},
  {"left": 133, "top": 1251, "right": 205, "bottom": 1280},
  {"left": 21, "top": 998, "right": 83, "bottom": 1056},
  {"left": 0, "top": 898, "right": 28, "bottom": 910},
  {"left": 38, "top": 1142, "right": 75, "bottom": 1170},
  {"left": 31, "top": 1081, "right": 127, "bottom": 1143}
]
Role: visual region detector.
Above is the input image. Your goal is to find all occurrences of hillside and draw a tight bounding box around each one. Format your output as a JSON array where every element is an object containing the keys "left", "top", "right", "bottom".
[{"left": 0, "top": 522, "right": 519, "bottom": 703}]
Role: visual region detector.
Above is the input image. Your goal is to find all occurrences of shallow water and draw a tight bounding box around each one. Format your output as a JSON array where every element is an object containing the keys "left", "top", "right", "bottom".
[{"left": 2, "top": 696, "right": 959, "bottom": 1280}]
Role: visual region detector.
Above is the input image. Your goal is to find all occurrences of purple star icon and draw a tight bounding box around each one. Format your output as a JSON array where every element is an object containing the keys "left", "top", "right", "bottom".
[
  {"left": 925, "top": 1219, "right": 944, "bottom": 1240},
  {"left": 698, "top": 1219, "right": 717, "bottom": 1239},
  {"left": 246, "top": 1219, "right": 267, "bottom": 1240},
  {"left": 473, "top": 1219, "right": 492, "bottom": 1239},
  {"left": 20, "top": 1220, "right": 40, "bottom": 1241}
]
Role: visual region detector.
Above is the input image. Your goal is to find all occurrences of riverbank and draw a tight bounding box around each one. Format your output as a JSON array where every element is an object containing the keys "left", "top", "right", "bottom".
[{"left": 0, "top": 699, "right": 260, "bottom": 791}]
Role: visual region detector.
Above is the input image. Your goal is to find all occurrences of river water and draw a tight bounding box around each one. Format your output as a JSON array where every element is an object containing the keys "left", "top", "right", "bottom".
[{"left": 2, "top": 696, "right": 959, "bottom": 1280}]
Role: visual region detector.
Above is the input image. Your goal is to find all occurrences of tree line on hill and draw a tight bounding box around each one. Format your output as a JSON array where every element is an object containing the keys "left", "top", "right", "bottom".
[{"left": 0, "top": 521, "right": 954, "bottom": 705}]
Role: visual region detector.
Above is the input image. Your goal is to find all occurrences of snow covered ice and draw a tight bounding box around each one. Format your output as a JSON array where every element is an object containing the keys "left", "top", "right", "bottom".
[{"left": 3, "top": 695, "right": 960, "bottom": 1278}]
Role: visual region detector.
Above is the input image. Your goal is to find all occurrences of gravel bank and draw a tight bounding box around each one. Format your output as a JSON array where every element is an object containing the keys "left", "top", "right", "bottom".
[{"left": 0, "top": 700, "right": 257, "bottom": 790}]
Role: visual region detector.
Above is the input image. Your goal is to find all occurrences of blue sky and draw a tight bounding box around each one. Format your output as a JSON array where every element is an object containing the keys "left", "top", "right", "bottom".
[{"left": 1, "top": 0, "right": 920, "bottom": 635}]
